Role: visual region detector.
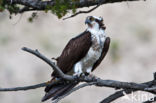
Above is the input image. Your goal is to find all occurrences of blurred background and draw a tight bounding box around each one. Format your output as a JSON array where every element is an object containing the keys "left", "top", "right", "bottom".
[{"left": 0, "top": 0, "right": 156, "bottom": 103}]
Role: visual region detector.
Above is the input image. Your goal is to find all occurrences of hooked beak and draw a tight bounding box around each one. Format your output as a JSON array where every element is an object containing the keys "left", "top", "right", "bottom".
[{"left": 85, "top": 18, "right": 90, "bottom": 25}]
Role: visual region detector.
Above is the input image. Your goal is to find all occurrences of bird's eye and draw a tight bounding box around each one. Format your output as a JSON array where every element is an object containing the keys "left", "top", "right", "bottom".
[{"left": 90, "top": 17, "right": 94, "bottom": 21}]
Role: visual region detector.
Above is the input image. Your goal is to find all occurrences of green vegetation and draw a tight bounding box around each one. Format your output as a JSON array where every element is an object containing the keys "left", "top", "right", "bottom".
[
  {"left": 0, "top": 0, "right": 5, "bottom": 12},
  {"left": 46, "top": 0, "right": 76, "bottom": 18},
  {"left": 0, "top": 0, "right": 19, "bottom": 13},
  {"left": 0, "top": 0, "right": 77, "bottom": 20}
]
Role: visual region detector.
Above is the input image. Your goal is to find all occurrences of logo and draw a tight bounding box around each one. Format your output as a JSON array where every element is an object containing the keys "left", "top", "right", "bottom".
[{"left": 122, "top": 91, "right": 154, "bottom": 102}]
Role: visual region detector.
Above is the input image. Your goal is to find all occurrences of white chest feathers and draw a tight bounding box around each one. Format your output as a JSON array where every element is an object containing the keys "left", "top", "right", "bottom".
[{"left": 74, "top": 28, "right": 106, "bottom": 75}]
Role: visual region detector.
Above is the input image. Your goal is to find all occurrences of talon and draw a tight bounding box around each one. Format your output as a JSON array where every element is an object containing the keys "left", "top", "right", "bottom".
[
  {"left": 73, "top": 75, "right": 79, "bottom": 81},
  {"left": 84, "top": 72, "right": 90, "bottom": 76},
  {"left": 80, "top": 73, "right": 86, "bottom": 78},
  {"left": 88, "top": 74, "right": 97, "bottom": 80},
  {"left": 80, "top": 73, "right": 85, "bottom": 76}
]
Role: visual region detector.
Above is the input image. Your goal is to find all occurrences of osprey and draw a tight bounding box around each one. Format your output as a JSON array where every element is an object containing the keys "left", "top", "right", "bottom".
[{"left": 42, "top": 16, "right": 110, "bottom": 102}]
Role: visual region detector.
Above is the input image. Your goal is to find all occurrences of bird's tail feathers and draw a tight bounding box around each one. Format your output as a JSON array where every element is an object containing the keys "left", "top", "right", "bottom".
[{"left": 42, "top": 82, "right": 78, "bottom": 102}]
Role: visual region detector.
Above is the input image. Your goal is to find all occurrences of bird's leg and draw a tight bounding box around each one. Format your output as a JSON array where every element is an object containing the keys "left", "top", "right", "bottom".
[
  {"left": 73, "top": 62, "right": 83, "bottom": 77},
  {"left": 89, "top": 74, "right": 98, "bottom": 81},
  {"left": 73, "top": 70, "right": 83, "bottom": 81},
  {"left": 85, "top": 67, "right": 97, "bottom": 80},
  {"left": 78, "top": 72, "right": 86, "bottom": 79},
  {"left": 86, "top": 67, "right": 92, "bottom": 75},
  {"left": 73, "top": 74, "right": 80, "bottom": 81}
]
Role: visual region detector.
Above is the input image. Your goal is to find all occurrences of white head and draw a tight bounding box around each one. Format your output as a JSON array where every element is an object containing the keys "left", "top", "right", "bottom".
[{"left": 85, "top": 16, "right": 105, "bottom": 30}]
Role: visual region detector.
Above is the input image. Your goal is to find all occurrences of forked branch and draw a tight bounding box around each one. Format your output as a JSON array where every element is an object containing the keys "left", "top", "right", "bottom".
[
  {"left": 22, "top": 47, "right": 74, "bottom": 81},
  {"left": 0, "top": 47, "right": 155, "bottom": 103}
]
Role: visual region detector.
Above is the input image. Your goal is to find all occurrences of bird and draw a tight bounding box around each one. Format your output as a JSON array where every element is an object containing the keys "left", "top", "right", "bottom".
[{"left": 42, "top": 16, "right": 111, "bottom": 102}]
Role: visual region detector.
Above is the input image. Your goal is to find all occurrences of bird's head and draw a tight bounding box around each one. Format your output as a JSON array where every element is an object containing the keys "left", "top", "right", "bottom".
[{"left": 85, "top": 16, "right": 106, "bottom": 30}]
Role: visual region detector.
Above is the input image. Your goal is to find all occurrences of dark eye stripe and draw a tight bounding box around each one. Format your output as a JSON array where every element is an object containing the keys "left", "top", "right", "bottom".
[{"left": 90, "top": 17, "right": 94, "bottom": 21}]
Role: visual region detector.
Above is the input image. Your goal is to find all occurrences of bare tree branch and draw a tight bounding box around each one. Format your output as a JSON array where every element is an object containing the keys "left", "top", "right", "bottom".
[
  {"left": 22, "top": 47, "right": 74, "bottom": 81},
  {"left": 100, "top": 76, "right": 156, "bottom": 103},
  {"left": 0, "top": 78, "right": 62, "bottom": 92},
  {"left": 18, "top": 7, "right": 36, "bottom": 13},
  {"left": 0, "top": 82, "right": 47, "bottom": 91},
  {"left": 63, "top": 3, "right": 101, "bottom": 20},
  {"left": 0, "top": 47, "right": 155, "bottom": 103},
  {"left": 22, "top": 47, "right": 156, "bottom": 94},
  {"left": 145, "top": 86, "right": 156, "bottom": 91}
]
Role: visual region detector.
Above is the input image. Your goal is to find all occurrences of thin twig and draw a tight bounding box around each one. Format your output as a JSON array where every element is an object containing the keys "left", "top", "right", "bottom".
[
  {"left": 0, "top": 78, "right": 61, "bottom": 92},
  {"left": 63, "top": 4, "right": 100, "bottom": 20},
  {"left": 0, "top": 82, "right": 47, "bottom": 91}
]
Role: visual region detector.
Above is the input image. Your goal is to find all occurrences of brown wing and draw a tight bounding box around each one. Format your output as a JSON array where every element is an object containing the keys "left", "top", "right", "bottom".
[
  {"left": 92, "top": 37, "right": 111, "bottom": 71},
  {"left": 52, "top": 31, "right": 92, "bottom": 77}
]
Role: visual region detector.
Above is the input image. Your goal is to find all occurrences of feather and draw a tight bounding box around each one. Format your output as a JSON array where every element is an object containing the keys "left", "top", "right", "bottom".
[
  {"left": 52, "top": 31, "right": 92, "bottom": 77},
  {"left": 42, "top": 82, "right": 78, "bottom": 102},
  {"left": 92, "top": 37, "right": 110, "bottom": 71}
]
